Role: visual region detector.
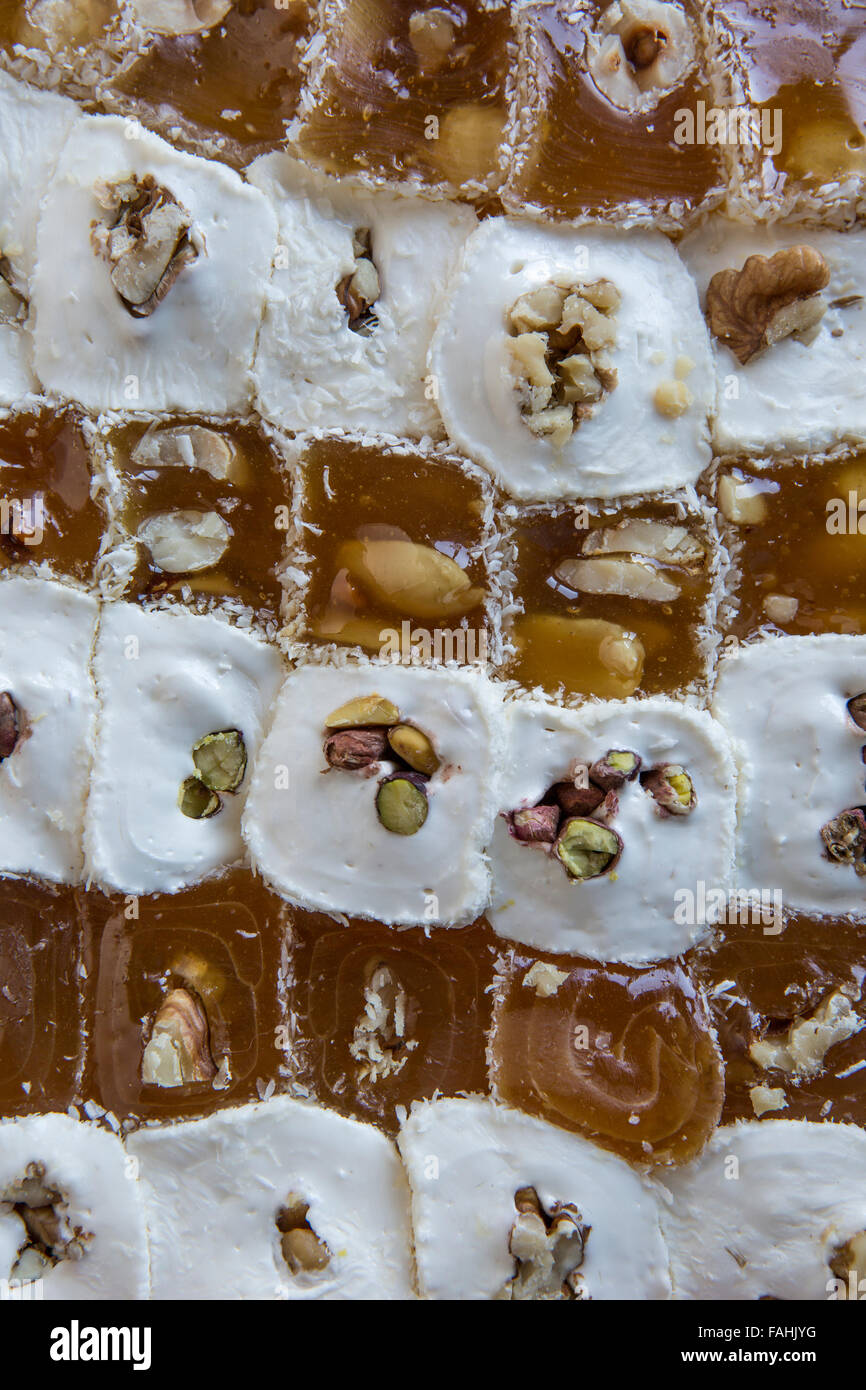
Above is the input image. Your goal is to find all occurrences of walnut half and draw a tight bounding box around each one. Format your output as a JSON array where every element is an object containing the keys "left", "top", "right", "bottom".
[
  {"left": 705, "top": 245, "right": 831, "bottom": 366},
  {"left": 500, "top": 1186, "right": 590, "bottom": 1300}
]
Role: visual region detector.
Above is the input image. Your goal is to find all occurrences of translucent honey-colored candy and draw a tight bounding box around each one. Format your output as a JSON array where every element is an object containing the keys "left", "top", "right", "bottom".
[
  {"left": 0, "top": 408, "right": 106, "bottom": 585},
  {"left": 506, "top": 0, "right": 724, "bottom": 221},
  {"left": 102, "top": 418, "right": 290, "bottom": 618},
  {"left": 504, "top": 502, "right": 712, "bottom": 699},
  {"left": 0, "top": 876, "right": 86, "bottom": 1113},
  {"left": 491, "top": 948, "right": 723, "bottom": 1163},
  {"left": 110, "top": 1, "right": 316, "bottom": 160},
  {"left": 294, "top": 0, "right": 515, "bottom": 192},
  {"left": 82, "top": 869, "right": 288, "bottom": 1120},
  {"left": 284, "top": 911, "right": 499, "bottom": 1136},
  {"left": 0, "top": 0, "right": 119, "bottom": 59},
  {"left": 717, "top": 451, "right": 866, "bottom": 641},
  {"left": 298, "top": 436, "right": 489, "bottom": 659},
  {"left": 694, "top": 914, "right": 866, "bottom": 1127},
  {"left": 710, "top": 0, "right": 866, "bottom": 199}
]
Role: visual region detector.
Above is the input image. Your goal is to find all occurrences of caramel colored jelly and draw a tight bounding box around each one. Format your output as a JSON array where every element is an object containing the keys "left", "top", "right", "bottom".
[
  {"left": 505, "top": 504, "right": 711, "bottom": 700},
  {"left": 295, "top": 0, "right": 514, "bottom": 190},
  {"left": 507, "top": 0, "right": 724, "bottom": 220},
  {"left": 0, "top": 877, "right": 85, "bottom": 1114},
  {"left": 83, "top": 869, "right": 288, "bottom": 1120},
  {"left": 284, "top": 912, "right": 499, "bottom": 1136},
  {"left": 300, "top": 437, "right": 488, "bottom": 660},
  {"left": 0, "top": 408, "right": 105, "bottom": 585},
  {"left": 714, "top": 0, "right": 866, "bottom": 194},
  {"left": 719, "top": 451, "right": 866, "bottom": 640},
  {"left": 694, "top": 914, "right": 866, "bottom": 1126},
  {"left": 492, "top": 948, "right": 723, "bottom": 1163},
  {"left": 0, "top": 0, "right": 117, "bottom": 61},
  {"left": 106, "top": 418, "right": 290, "bottom": 619},
  {"left": 111, "top": 1, "right": 314, "bottom": 160}
]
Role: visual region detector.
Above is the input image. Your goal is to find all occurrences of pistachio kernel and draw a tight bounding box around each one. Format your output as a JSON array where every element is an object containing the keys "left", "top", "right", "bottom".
[
  {"left": 387, "top": 724, "right": 440, "bottom": 777},
  {"left": 847, "top": 694, "right": 866, "bottom": 732},
  {"left": 324, "top": 694, "right": 401, "bottom": 730},
  {"left": 0, "top": 691, "right": 20, "bottom": 761},
  {"left": 552, "top": 780, "right": 605, "bottom": 817},
  {"left": 376, "top": 772, "right": 429, "bottom": 836},
  {"left": 324, "top": 727, "right": 388, "bottom": 771},
  {"left": 192, "top": 729, "right": 247, "bottom": 793},
  {"left": 641, "top": 764, "right": 696, "bottom": 816},
  {"left": 821, "top": 808, "right": 866, "bottom": 875},
  {"left": 591, "top": 789, "right": 620, "bottom": 824},
  {"left": 178, "top": 776, "right": 221, "bottom": 820},
  {"left": 554, "top": 817, "right": 622, "bottom": 880},
  {"left": 511, "top": 804, "right": 560, "bottom": 843},
  {"left": 589, "top": 749, "right": 642, "bottom": 791}
]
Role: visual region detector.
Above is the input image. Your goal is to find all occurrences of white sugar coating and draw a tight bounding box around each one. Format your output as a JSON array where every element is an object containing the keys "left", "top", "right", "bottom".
[
  {"left": 0, "top": 576, "right": 97, "bottom": 884},
  {"left": 0, "top": 70, "right": 80, "bottom": 403},
  {"left": 128, "top": 1098, "right": 415, "bottom": 1300},
  {"left": 679, "top": 219, "right": 866, "bottom": 456},
  {"left": 0, "top": 1114, "right": 147, "bottom": 1300},
  {"left": 31, "top": 115, "right": 277, "bottom": 413},
  {"left": 248, "top": 153, "right": 475, "bottom": 437},
  {"left": 0, "top": 70, "right": 79, "bottom": 286},
  {"left": 243, "top": 663, "right": 504, "bottom": 926},
  {"left": 660, "top": 1121, "right": 866, "bottom": 1299},
  {"left": 85, "top": 603, "right": 284, "bottom": 895},
  {"left": 713, "top": 634, "right": 866, "bottom": 918},
  {"left": 489, "top": 696, "right": 737, "bottom": 962},
  {"left": 430, "top": 217, "right": 714, "bottom": 500},
  {"left": 398, "top": 1098, "right": 671, "bottom": 1300}
]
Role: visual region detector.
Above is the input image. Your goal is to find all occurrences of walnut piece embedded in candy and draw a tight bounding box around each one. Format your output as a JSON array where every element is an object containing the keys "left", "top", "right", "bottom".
[
  {"left": 507, "top": 279, "right": 620, "bottom": 447},
  {"left": 705, "top": 245, "right": 831, "bottom": 366},
  {"left": 749, "top": 986, "right": 863, "bottom": 1080},
  {"left": 501, "top": 1187, "right": 590, "bottom": 1301},
  {"left": 141, "top": 986, "right": 217, "bottom": 1087},
  {"left": 2, "top": 1161, "right": 93, "bottom": 1280},
  {"left": 91, "top": 174, "right": 203, "bottom": 318},
  {"left": 821, "top": 808, "right": 866, "bottom": 876}
]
